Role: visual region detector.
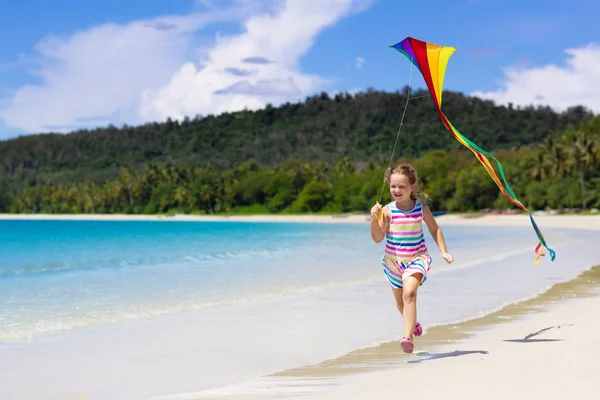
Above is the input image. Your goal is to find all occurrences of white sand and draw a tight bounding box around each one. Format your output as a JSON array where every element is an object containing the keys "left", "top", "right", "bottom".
[
  {"left": 0, "top": 212, "right": 369, "bottom": 223},
  {"left": 306, "top": 290, "right": 600, "bottom": 400},
  {"left": 296, "top": 212, "right": 600, "bottom": 400},
  {"left": 1, "top": 212, "right": 599, "bottom": 230}
]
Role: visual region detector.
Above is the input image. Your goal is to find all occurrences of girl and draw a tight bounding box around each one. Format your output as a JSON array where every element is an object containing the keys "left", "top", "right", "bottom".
[{"left": 370, "top": 163, "right": 453, "bottom": 354}]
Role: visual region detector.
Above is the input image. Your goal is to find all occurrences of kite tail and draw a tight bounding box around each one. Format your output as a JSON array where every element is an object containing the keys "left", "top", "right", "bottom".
[{"left": 438, "top": 110, "right": 556, "bottom": 265}]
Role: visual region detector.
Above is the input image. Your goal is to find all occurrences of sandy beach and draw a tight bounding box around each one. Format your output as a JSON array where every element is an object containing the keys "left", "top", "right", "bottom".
[
  {"left": 304, "top": 266, "right": 600, "bottom": 400},
  {"left": 1, "top": 212, "right": 599, "bottom": 400},
  {"left": 267, "top": 212, "right": 598, "bottom": 400}
]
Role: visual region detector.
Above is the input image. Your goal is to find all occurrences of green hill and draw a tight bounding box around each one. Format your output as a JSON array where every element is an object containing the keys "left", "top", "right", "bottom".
[
  {"left": 1, "top": 89, "right": 593, "bottom": 183},
  {"left": 1, "top": 89, "right": 597, "bottom": 214}
]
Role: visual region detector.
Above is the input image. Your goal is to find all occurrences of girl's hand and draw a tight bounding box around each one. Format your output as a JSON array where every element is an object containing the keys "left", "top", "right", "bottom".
[
  {"left": 441, "top": 252, "right": 454, "bottom": 264},
  {"left": 370, "top": 203, "right": 382, "bottom": 221}
]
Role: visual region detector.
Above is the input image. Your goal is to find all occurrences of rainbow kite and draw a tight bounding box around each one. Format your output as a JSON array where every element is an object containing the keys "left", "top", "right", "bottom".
[{"left": 390, "top": 36, "right": 556, "bottom": 266}]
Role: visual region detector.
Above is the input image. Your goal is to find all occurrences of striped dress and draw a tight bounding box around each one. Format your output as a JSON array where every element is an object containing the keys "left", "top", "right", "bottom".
[{"left": 381, "top": 200, "right": 432, "bottom": 288}]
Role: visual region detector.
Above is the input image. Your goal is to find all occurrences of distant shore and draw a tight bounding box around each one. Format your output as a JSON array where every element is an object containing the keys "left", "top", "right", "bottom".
[
  {"left": 1, "top": 212, "right": 599, "bottom": 231},
  {"left": 0, "top": 212, "right": 371, "bottom": 223}
]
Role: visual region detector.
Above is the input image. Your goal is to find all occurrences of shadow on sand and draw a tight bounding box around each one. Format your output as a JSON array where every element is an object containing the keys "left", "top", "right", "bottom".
[
  {"left": 503, "top": 324, "right": 573, "bottom": 343},
  {"left": 408, "top": 350, "right": 489, "bottom": 364}
]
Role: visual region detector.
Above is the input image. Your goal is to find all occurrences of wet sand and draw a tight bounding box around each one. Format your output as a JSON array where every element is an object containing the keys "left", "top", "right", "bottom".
[
  {"left": 274, "top": 265, "right": 600, "bottom": 400},
  {"left": 163, "top": 265, "right": 600, "bottom": 400}
]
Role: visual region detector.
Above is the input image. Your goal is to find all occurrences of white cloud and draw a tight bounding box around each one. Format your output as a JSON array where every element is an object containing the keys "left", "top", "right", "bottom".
[
  {"left": 354, "top": 56, "right": 365, "bottom": 69},
  {"left": 471, "top": 44, "right": 600, "bottom": 113},
  {"left": 0, "top": 12, "right": 234, "bottom": 133},
  {"left": 138, "top": 0, "right": 370, "bottom": 121},
  {"left": 0, "top": 0, "right": 373, "bottom": 136}
]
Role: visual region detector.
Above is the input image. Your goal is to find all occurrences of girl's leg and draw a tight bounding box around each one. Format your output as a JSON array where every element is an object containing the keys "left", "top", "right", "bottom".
[
  {"left": 401, "top": 273, "right": 423, "bottom": 341},
  {"left": 391, "top": 287, "right": 404, "bottom": 315},
  {"left": 392, "top": 287, "right": 423, "bottom": 336}
]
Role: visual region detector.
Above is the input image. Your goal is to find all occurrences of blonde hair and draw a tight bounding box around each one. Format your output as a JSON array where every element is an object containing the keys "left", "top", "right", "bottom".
[{"left": 384, "top": 163, "right": 431, "bottom": 204}]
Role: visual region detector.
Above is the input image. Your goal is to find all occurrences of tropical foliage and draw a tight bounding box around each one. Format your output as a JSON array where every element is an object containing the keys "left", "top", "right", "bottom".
[{"left": 1, "top": 90, "right": 598, "bottom": 214}]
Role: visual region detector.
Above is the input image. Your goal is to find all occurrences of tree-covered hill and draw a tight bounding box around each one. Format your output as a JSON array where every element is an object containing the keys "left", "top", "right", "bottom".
[
  {"left": 1, "top": 88, "right": 594, "bottom": 192},
  {"left": 1, "top": 89, "right": 599, "bottom": 215}
]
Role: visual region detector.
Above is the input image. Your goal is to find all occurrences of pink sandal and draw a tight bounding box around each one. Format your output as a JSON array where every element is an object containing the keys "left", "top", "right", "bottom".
[
  {"left": 414, "top": 322, "right": 423, "bottom": 337},
  {"left": 400, "top": 337, "right": 414, "bottom": 353}
]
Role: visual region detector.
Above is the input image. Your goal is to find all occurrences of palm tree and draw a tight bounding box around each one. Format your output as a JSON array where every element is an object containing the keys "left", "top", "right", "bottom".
[
  {"left": 531, "top": 136, "right": 566, "bottom": 181},
  {"left": 543, "top": 136, "right": 568, "bottom": 178},
  {"left": 562, "top": 130, "right": 598, "bottom": 209},
  {"left": 117, "top": 167, "right": 136, "bottom": 209},
  {"left": 530, "top": 150, "right": 549, "bottom": 181}
]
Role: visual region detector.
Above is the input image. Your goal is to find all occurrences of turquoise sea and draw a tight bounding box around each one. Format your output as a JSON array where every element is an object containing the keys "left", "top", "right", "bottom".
[{"left": 0, "top": 218, "right": 598, "bottom": 399}]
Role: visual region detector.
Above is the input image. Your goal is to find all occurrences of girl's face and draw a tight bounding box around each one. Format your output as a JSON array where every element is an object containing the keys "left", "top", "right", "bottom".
[{"left": 389, "top": 173, "right": 415, "bottom": 203}]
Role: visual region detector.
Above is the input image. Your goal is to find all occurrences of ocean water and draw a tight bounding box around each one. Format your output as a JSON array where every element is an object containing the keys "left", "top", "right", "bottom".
[{"left": 0, "top": 218, "right": 598, "bottom": 399}]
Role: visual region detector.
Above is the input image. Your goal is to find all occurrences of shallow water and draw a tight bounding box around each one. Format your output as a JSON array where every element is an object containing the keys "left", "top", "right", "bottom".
[{"left": 0, "top": 219, "right": 596, "bottom": 399}]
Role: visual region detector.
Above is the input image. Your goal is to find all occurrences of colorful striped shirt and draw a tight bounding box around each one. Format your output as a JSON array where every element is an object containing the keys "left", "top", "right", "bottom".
[{"left": 383, "top": 200, "right": 428, "bottom": 262}]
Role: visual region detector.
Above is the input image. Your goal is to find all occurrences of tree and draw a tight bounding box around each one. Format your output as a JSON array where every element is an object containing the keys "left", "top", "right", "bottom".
[
  {"left": 561, "top": 130, "right": 598, "bottom": 209},
  {"left": 288, "top": 180, "right": 332, "bottom": 213}
]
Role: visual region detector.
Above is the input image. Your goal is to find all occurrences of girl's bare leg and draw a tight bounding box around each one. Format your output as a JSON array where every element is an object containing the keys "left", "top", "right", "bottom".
[
  {"left": 401, "top": 273, "right": 422, "bottom": 341},
  {"left": 391, "top": 287, "right": 404, "bottom": 315}
]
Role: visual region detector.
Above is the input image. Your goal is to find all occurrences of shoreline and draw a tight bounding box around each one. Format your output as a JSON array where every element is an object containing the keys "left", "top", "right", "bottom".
[
  {"left": 0, "top": 212, "right": 371, "bottom": 223},
  {"left": 290, "top": 263, "right": 600, "bottom": 379},
  {"left": 1, "top": 212, "right": 599, "bottom": 230},
  {"left": 302, "top": 265, "right": 600, "bottom": 400},
  {"left": 142, "top": 264, "right": 600, "bottom": 400}
]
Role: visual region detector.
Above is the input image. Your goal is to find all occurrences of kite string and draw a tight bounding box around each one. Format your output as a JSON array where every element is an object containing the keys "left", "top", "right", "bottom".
[{"left": 377, "top": 62, "right": 414, "bottom": 205}]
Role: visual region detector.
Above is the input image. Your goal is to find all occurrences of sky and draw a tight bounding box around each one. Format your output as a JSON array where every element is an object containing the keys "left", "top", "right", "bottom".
[{"left": 0, "top": 0, "right": 599, "bottom": 140}]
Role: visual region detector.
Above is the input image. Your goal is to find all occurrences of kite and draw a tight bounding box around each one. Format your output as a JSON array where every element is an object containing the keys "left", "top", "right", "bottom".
[{"left": 386, "top": 36, "right": 556, "bottom": 266}]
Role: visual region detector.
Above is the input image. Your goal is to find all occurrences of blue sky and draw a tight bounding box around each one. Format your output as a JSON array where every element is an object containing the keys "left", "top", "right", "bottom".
[{"left": 1, "top": 0, "right": 599, "bottom": 140}]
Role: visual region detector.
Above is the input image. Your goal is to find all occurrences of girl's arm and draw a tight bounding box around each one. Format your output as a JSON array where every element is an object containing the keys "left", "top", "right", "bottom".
[
  {"left": 370, "top": 203, "right": 390, "bottom": 243},
  {"left": 422, "top": 205, "right": 453, "bottom": 263}
]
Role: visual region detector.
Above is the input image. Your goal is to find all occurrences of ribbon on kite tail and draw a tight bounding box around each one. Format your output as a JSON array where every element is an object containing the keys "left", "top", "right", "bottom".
[{"left": 390, "top": 37, "right": 556, "bottom": 266}]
